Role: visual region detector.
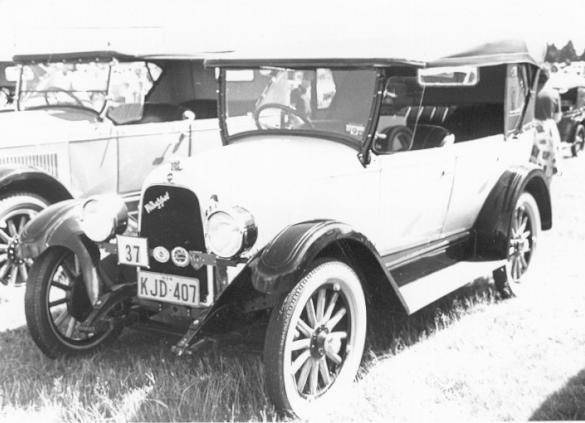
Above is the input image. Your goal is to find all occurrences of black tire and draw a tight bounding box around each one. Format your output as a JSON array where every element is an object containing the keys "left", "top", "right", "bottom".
[
  {"left": 263, "top": 260, "right": 367, "bottom": 418},
  {"left": 0, "top": 192, "right": 49, "bottom": 286},
  {"left": 571, "top": 124, "right": 585, "bottom": 157},
  {"left": 24, "top": 247, "right": 121, "bottom": 358},
  {"left": 497, "top": 192, "right": 541, "bottom": 298}
]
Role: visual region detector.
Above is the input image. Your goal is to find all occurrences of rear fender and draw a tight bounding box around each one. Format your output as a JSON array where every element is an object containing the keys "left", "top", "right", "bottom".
[
  {"left": 0, "top": 166, "right": 72, "bottom": 203},
  {"left": 19, "top": 199, "right": 101, "bottom": 304},
  {"left": 474, "top": 165, "right": 551, "bottom": 258}
]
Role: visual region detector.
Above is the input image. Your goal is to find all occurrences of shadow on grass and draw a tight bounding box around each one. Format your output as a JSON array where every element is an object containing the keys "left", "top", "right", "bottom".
[
  {"left": 530, "top": 368, "right": 585, "bottom": 420},
  {"left": 0, "top": 276, "right": 498, "bottom": 422},
  {"left": 365, "top": 276, "right": 498, "bottom": 359},
  {"left": 0, "top": 326, "right": 276, "bottom": 422}
]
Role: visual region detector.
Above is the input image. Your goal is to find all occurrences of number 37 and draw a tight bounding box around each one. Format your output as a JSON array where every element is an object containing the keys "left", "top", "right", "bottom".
[{"left": 125, "top": 244, "right": 140, "bottom": 263}]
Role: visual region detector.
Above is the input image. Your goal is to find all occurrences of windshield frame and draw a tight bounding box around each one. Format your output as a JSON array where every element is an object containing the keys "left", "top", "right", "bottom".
[
  {"left": 15, "top": 59, "right": 114, "bottom": 114},
  {"left": 15, "top": 58, "right": 160, "bottom": 119},
  {"left": 217, "top": 66, "right": 385, "bottom": 152}
]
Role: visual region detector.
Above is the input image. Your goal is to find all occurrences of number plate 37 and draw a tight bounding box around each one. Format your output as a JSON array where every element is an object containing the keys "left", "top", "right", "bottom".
[{"left": 117, "top": 235, "right": 150, "bottom": 267}]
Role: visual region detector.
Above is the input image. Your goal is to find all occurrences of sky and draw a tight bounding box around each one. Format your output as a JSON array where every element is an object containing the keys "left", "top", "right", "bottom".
[{"left": 0, "top": 0, "right": 584, "bottom": 58}]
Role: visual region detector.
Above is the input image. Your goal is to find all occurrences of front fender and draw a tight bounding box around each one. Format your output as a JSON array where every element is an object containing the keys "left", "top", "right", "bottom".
[
  {"left": 20, "top": 199, "right": 84, "bottom": 257},
  {"left": 474, "top": 165, "right": 551, "bottom": 258},
  {"left": 19, "top": 198, "right": 101, "bottom": 304},
  {"left": 248, "top": 220, "right": 391, "bottom": 296},
  {"left": 194, "top": 220, "right": 408, "bottom": 338}
]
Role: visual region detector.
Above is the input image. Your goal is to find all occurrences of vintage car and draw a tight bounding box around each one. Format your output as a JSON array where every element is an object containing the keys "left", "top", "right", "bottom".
[
  {"left": 0, "top": 49, "right": 221, "bottom": 285},
  {"left": 19, "top": 39, "right": 552, "bottom": 417},
  {"left": 551, "top": 77, "right": 585, "bottom": 156}
]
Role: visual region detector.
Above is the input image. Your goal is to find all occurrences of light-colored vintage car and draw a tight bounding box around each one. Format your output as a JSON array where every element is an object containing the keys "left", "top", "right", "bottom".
[
  {"left": 0, "top": 49, "right": 221, "bottom": 285},
  {"left": 20, "top": 38, "right": 552, "bottom": 417}
]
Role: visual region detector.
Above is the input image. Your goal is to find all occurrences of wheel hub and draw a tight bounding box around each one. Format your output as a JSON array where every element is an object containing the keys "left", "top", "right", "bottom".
[
  {"left": 309, "top": 325, "right": 342, "bottom": 359},
  {"left": 310, "top": 326, "right": 329, "bottom": 358},
  {"left": 69, "top": 276, "right": 92, "bottom": 321},
  {"left": 6, "top": 236, "right": 24, "bottom": 266}
]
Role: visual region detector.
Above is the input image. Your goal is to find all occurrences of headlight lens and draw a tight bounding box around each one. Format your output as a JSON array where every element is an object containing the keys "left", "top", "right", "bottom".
[
  {"left": 80, "top": 195, "right": 128, "bottom": 242},
  {"left": 205, "top": 206, "right": 257, "bottom": 259}
]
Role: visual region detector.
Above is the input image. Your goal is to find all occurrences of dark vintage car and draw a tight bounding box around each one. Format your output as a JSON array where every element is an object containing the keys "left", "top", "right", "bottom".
[
  {"left": 0, "top": 49, "right": 221, "bottom": 285},
  {"left": 19, "top": 38, "right": 552, "bottom": 417},
  {"left": 555, "top": 81, "right": 585, "bottom": 156}
]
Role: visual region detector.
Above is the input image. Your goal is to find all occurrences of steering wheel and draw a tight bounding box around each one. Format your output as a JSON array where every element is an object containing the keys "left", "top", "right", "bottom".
[
  {"left": 253, "top": 103, "right": 313, "bottom": 130},
  {"left": 373, "top": 125, "right": 414, "bottom": 154},
  {"left": 43, "top": 87, "right": 84, "bottom": 107}
]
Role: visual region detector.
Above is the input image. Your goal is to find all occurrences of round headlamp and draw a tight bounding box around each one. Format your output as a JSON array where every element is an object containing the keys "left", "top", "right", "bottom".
[
  {"left": 205, "top": 206, "right": 257, "bottom": 259},
  {"left": 80, "top": 195, "right": 128, "bottom": 242}
]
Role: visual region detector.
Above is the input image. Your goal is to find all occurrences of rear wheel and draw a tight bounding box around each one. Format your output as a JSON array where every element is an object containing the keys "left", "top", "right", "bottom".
[
  {"left": 498, "top": 192, "right": 541, "bottom": 297},
  {"left": 0, "top": 193, "right": 48, "bottom": 286},
  {"left": 263, "top": 260, "right": 367, "bottom": 418},
  {"left": 24, "top": 247, "right": 121, "bottom": 358},
  {"left": 571, "top": 124, "right": 585, "bottom": 157}
]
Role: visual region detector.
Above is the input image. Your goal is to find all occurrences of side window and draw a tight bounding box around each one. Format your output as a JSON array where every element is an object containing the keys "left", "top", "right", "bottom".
[
  {"left": 374, "top": 76, "right": 451, "bottom": 154},
  {"left": 505, "top": 64, "right": 531, "bottom": 136},
  {"left": 106, "top": 62, "right": 158, "bottom": 125}
]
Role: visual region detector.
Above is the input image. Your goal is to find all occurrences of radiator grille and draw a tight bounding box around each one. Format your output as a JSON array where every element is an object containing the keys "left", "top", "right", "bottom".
[
  {"left": 139, "top": 185, "right": 208, "bottom": 301},
  {"left": 0, "top": 153, "right": 59, "bottom": 177}
]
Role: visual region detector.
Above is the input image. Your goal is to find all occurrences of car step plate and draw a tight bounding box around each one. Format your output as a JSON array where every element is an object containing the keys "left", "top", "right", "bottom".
[{"left": 398, "top": 259, "right": 506, "bottom": 314}]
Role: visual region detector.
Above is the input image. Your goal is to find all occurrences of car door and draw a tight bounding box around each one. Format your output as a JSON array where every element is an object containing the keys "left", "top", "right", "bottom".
[
  {"left": 67, "top": 120, "right": 118, "bottom": 198},
  {"left": 374, "top": 137, "right": 456, "bottom": 255},
  {"left": 441, "top": 64, "right": 534, "bottom": 236},
  {"left": 115, "top": 118, "right": 192, "bottom": 205}
]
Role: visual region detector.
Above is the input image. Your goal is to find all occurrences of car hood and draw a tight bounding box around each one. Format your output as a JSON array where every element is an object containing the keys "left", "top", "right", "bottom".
[
  {"left": 0, "top": 109, "right": 110, "bottom": 147},
  {"left": 142, "top": 135, "right": 380, "bottom": 250}
]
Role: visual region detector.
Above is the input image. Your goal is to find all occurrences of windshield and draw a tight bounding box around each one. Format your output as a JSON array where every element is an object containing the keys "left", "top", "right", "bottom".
[
  {"left": 222, "top": 67, "right": 378, "bottom": 145},
  {"left": 18, "top": 61, "right": 160, "bottom": 116}
]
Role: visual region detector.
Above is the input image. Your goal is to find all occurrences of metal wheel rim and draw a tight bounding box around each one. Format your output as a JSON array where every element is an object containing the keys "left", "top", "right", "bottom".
[
  {"left": 284, "top": 279, "right": 356, "bottom": 400},
  {"left": 0, "top": 207, "right": 39, "bottom": 286},
  {"left": 45, "top": 251, "right": 107, "bottom": 346},
  {"left": 507, "top": 204, "right": 534, "bottom": 283}
]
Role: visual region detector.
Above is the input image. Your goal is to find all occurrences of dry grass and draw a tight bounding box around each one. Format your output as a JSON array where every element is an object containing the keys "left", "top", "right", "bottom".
[{"left": 1, "top": 153, "right": 584, "bottom": 421}]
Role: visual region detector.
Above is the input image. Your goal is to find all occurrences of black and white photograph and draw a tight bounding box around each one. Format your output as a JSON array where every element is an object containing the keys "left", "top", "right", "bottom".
[{"left": 0, "top": 0, "right": 584, "bottom": 421}]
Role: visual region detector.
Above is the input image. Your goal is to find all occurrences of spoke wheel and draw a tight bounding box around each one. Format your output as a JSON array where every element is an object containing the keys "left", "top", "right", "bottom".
[
  {"left": 264, "top": 260, "right": 367, "bottom": 418},
  {"left": 0, "top": 193, "right": 48, "bottom": 286},
  {"left": 501, "top": 192, "right": 540, "bottom": 297},
  {"left": 25, "top": 247, "right": 121, "bottom": 358}
]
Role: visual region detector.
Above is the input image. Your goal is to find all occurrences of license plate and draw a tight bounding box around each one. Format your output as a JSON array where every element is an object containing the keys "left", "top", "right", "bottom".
[
  {"left": 117, "top": 235, "right": 149, "bottom": 268},
  {"left": 138, "top": 270, "right": 200, "bottom": 306}
]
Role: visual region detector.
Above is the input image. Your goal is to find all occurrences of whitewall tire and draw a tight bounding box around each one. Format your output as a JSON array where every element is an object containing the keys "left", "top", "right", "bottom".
[{"left": 263, "top": 260, "right": 367, "bottom": 418}]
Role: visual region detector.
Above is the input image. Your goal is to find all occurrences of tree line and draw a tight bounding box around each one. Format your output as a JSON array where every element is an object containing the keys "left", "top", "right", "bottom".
[{"left": 546, "top": 41, "right": 584, "bottom": 63}]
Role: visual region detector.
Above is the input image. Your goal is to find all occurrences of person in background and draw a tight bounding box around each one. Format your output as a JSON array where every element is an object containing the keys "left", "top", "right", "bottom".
[{"left": 531, "top": 70, "right": 562, "bottom": 181}]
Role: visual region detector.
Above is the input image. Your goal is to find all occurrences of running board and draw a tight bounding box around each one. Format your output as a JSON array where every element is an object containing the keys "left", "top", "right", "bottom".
[{"left": 398, "top": 259, "right": 506, "bottom": 314}]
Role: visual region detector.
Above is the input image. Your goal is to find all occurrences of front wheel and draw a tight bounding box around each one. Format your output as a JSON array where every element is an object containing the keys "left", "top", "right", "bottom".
[
  {"left": 263, "top": 260, "right": 367, "bottom": 418},
  {"left": 24, "top": 247, "right": 121, "bottom": 358},
  {"left": 498, "top": 192, "right": 541, "bottom": 298}
]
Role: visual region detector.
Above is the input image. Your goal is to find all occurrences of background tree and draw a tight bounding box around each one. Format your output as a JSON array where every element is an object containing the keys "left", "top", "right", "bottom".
[
  {"left": 546, "top": 43, "right": 560, "bottom": 62},
  {"left": 559, "top": 40, "right": 577, "bottom": 63}
]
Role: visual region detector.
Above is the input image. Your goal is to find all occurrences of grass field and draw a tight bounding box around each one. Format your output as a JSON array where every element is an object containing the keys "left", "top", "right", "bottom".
[{"left": 1, "top": 153, "right": 584, "bottom": 422}]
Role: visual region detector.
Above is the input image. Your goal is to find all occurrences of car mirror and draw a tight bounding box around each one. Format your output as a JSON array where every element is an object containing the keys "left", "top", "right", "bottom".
[
  {"left": 106, "top": 103, "right": 144, "bottom": 125},
  {"left": 418, "top": 66, "right": 479, "bottom": 86}
]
